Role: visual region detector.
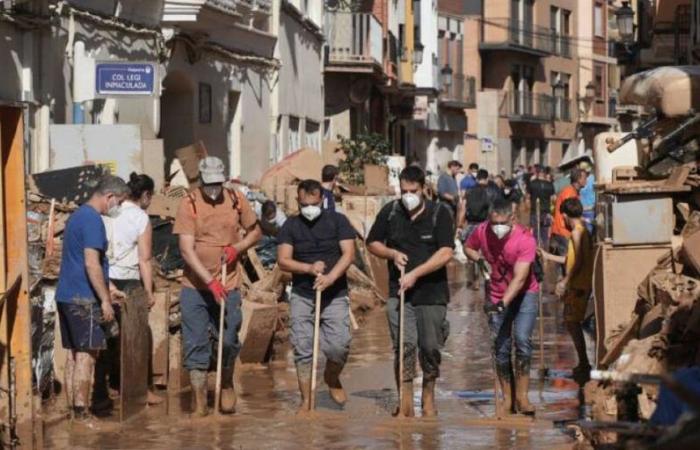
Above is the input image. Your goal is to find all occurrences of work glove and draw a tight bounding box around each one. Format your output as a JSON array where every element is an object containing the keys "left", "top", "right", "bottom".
[
  {"left": 223, "top": 246, "right": 239, "bottom": 264},
  {"left": 483, "top": 300, "right": 505, "bottom": 315},
  {"left": 207, "top": 279, "right": 227, "bottom": 303}
]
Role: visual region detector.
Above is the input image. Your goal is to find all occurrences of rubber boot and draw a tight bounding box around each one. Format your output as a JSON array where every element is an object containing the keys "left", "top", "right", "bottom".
[
  {"left": 220, "top": 366, "right": 237, "bottom": 414},
  {"left": 495, "top": 365, "right": 513, "bottom": 415},
  {"left": 189, "top": 369, "right": 208, "bottom": 417},
  {"left": 296, "top": 365, "right": 312, "bottom": 416},
  {"left": 514, "top": 361, "right": 535, "bottom": 416},
  {"left": 421, "top": 379, "right": 437, "bottom": 417},
  {"left": 323, "top": 361, "right": 347, "bottom": 406}
]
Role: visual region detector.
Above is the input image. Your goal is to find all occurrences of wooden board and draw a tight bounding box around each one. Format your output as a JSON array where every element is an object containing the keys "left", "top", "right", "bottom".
[
  {"left": 149, "top": 290, "right": 170, "bottom": 387},
  {"left": 30, "top": 165, "right": 107, "bottom": 205},
  {"left": 238, "top": 300, "right": 277, "bottom": 363},
  {"left": 119, "top": 285, "right": 150, "bottom": 422},
  {"left": 167, "top": 330, "right": 189, "bottom": 393},
  {"left": 593, "top": 243, "right": 671, "bottom": 365}
]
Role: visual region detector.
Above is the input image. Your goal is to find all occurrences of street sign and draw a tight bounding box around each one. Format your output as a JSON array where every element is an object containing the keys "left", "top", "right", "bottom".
[{"left": 95, "top": 62, "right": 157, "bottom": 96}]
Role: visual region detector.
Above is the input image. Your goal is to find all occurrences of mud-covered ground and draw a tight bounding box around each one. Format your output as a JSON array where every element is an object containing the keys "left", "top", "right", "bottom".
[{"left": 45, "top": 263, "right": 584, "bottom": 449}]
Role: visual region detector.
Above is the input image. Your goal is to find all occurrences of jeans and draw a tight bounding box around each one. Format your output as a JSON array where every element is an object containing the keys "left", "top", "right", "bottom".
[
  {"left": 180, "top": 288, "right": 242, "bottom": 371},
  {"left": 386, "top": 298, "right": 449, "bottom": 382},
  {"left": 486, "top": 292, "right": 538, "bottom": 373},
  {"left": 289, "top": 292, "right": 352, "bottom": 369}
]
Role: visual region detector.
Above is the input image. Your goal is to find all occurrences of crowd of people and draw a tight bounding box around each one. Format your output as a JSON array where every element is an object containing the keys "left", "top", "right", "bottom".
[{"left": 56, "top": 154, "right": 596, "bottom": 425}]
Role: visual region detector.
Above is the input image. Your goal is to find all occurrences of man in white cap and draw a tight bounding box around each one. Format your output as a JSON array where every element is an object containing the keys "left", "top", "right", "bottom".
[{"left": 173, "top": 156, "right": 261, "bottom": 416}]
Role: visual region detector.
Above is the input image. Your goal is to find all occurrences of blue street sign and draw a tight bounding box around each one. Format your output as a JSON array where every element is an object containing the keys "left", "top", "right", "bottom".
[{"left": 95, "top": 62, "right": 157, "bottom": 96}]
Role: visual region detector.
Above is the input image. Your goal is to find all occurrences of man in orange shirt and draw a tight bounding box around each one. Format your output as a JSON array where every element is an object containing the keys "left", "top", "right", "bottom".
[
  {"left": 550, "top": 167, "right": 588, "bottom": 259},
  {"left": 174, "top": 157, "right": 261, "bottom": 416}
]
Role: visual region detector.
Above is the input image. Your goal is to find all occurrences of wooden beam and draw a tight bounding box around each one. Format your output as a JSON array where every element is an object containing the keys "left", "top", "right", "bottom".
[{"left": 0, "top": 107, "right": 38, "bottom": 447}]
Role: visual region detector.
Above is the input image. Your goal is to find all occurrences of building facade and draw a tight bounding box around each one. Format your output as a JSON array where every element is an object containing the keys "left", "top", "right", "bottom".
[{"left": 463, "top": 0, "right": 579, "bottom": 174}]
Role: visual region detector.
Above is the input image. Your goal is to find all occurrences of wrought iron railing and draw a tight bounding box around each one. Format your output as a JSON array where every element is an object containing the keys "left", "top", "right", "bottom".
[
  {"left": 483, "top": 18, "right": 555, "bottom": 54},
  {"left": 440, "top": 74, "right": 476, "bottom": 107},
  {"left": 500, "top": 90, "right": 553, "bottom": 121}
]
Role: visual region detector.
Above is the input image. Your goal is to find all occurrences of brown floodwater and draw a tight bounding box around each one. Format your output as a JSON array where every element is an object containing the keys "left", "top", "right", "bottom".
[{"left": 45, "top": 263, "right": 583, "bottom": 449}]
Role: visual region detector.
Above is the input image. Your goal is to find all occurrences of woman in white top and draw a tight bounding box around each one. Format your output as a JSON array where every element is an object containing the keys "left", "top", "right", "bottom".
[
  {"left": 106, "top": 173, "right": 155, "bottom": 306},
  {"left": 96, "top": 172, "right": 162, "bottom": 409}
]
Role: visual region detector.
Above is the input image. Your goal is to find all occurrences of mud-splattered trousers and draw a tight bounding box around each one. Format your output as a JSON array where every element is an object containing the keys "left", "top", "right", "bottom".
[
  {"left": 180, "top": 288, "right": 242, "bottom": 370},
  {"left": 386, "top": 298, "right": 449, "bottom": 382},
  {"left": 486, "top": 291, "right": 538, "bottom": 375},
  {"left": 290, "top": 292, "right": 351, "bottom": 374}
]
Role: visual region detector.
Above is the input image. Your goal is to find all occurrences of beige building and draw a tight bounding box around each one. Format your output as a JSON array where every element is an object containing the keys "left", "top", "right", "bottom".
[{"left": 463, "top": 0, "right": 579, "bottom": 174}]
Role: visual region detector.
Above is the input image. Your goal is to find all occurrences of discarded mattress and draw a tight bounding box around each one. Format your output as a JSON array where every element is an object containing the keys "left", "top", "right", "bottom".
[{"left": 619, "top": 66, "right": 700, "bottom": 118}]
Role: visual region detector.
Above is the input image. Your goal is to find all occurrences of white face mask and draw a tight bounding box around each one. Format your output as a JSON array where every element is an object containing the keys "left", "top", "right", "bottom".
[
  {"left": 107, "top": 200, "right": 121, "bottom": 218},
  {"left": 491, "top": 224, "right": 512, "bottom": 240},
  {"left": 300, "top": 204, "right": 322, "bottom": 222},
  {"left": 401, "top": 192, "right": 421, "bottom": 211}
]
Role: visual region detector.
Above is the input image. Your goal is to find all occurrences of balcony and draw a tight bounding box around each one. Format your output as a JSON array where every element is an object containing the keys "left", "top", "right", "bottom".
[
  {"left": 324, "top": 12, "right": 383, "bottom": 73},
  {"left": 499, "top": 91, "right": 553, "bottom": 123},
  {"left": 439, "top": 74, "right": 476, "bottom": 108},
  {"left": 162, "top": 0, "right": 271, "bottom": 21},
  {"left": 480, "top": 19, "right": 554, "bottom": 57},
  {"left": 553, "top": 34, "right": 572, "bottom": 58}
]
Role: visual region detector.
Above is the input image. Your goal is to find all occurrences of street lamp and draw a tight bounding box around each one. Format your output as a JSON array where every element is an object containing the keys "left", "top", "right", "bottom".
[
  {"left": 552, "top": 79, "right": 565, "bottom": 120},
  {"left": 615, "top": 1, "right": 635, "bottom": 43},
  {"left": 585, "top": 81, "right": 596, "bottom": 100},
  {"left": 441, "top": 64, "right": 453, "bottom": 90},
  {"left": 413, "top": 41, "right": 424, "bottom": 66},
  {"left": 552, "top": 79, "right": 565, "bottom": 99}
]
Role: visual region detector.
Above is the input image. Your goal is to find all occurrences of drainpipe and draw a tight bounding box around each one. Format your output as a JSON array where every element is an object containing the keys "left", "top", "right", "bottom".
[{"left": 72, "top": 41, "right": 87, "bottom": 124}]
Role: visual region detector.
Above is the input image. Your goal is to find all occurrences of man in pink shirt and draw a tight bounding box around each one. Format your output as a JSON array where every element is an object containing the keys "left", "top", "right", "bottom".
[{"left": 464, "top": 198, "right": 539, "bottom": 416}]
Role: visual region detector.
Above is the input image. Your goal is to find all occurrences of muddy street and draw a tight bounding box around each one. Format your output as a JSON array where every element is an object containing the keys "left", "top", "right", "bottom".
[{"left": 45, "top": 263, "right": 582, "bottom": 449}]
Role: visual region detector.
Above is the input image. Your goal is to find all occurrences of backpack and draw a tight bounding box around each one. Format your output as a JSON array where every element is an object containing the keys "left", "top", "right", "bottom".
[
  {"left": 466, "top": 187, "right": 490, "bottom": 222},
  {"left": 187, "top": 187, "right": 244, "bottom": 218},
  {"left": 387, "top": 199, "right": 444, "bottom": 230}
]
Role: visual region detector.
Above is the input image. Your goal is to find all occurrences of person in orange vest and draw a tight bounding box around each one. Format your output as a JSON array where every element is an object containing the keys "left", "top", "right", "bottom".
[
  {"left": 173, "top": 156, "right": 261, "bottom": 416},
  {"left": 549, "top": 167, "right": 588, "bottom": 262}
]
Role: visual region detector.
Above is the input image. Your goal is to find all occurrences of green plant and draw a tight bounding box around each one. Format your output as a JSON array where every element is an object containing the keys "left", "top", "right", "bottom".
[{"left": 337, "top": 133, "right": 391, "bottom": 185}]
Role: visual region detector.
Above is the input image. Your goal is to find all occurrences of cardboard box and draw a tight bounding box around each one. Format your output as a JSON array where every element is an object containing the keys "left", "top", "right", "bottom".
[
  {"left": 238, "top": 300, "right": 278, "bottom": 363},
  {"left": 364, "top": 165, "right": 389, "bottom": 191}
]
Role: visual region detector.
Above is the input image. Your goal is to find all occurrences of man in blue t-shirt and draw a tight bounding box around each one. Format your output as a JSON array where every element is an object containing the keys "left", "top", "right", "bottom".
[
  {"left": 55, "top": 175, "right": 129, "bottom": 421},
  {"left": 321, "top": 164, "right": 338, "bottom": 212},
  {"left": 459, "top": 162, "right": 479, "bottom": 192},
  {"left": 277, "top": 179, "right": 356, "bottom": 414}
]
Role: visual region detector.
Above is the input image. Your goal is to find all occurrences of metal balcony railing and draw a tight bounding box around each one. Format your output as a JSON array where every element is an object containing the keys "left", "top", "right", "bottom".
[
  {"left": 325, "top": 12, "right": 383, "bottom": 67},
  {"left": 553, "top": 34, "right": 572, "bottom": 58},
  {"left": 440, "top": 74, "right": 476, "bottom": 108},
  {"left": 500, "top": 91, "right": 553, "bottom": 122},
  {"left": 481, "top": 18, "right": 555, "bottom": 55}
]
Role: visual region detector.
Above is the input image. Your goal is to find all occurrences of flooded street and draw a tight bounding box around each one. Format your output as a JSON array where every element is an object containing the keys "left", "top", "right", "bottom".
[{"left": 45, "top": 263, "right": 582, "bottom": 449}]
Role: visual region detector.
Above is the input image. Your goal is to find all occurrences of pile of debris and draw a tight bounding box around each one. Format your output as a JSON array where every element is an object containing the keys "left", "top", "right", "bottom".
[{"left": 580, "top": 202, "right": 700, "bottom": 447}]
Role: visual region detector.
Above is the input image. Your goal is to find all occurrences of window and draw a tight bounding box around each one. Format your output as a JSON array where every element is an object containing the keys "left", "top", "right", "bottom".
[
  {"left": 288, "top": 116, "right": 300, "bottom": 153},
  {"left": 594, "top": 4, "right": 604, "bottom": 37},
  {"left": 550, "top": 6, "right": 559, "bottom": 34},
  {"left": 305, "top": 121, "right": 320, "bottom": 151},
  {"left": 594, "top": 63, "right": 604, "bottom": 97},
  {"left": 562, "top": 10, "right": 570, "bottom": 35}
]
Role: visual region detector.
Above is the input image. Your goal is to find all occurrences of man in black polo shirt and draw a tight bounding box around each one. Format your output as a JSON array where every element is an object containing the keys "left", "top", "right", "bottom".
[
  {"left": 367, "top": 166, "right": 454, "bottom": 417},
  {"left": 277, "top": 179, "right": 356, "bottom": 414}
]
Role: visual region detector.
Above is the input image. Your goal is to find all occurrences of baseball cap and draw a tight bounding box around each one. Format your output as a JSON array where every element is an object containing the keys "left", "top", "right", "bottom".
[{"left": 199, "top": 156, "right": 226, "bottom": 184}]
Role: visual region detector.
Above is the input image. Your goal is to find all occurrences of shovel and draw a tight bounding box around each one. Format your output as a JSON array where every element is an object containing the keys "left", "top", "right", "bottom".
[
  {"left": 214, "top": 256, "right": 227, "bottom": 416},
  {"left": 535, "top": 199, "right": 550, "bottom": 383},
  {"left": 397, "top": 267, "right": 407, "bottom": 416},
  {"left": 309, "top": 288, "right": 322, "bottom": 411}
]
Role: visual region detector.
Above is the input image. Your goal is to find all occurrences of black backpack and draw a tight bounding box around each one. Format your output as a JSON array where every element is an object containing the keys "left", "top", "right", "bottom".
[{"left": 466, "top": 186, "right": 490, "bottom": 222}]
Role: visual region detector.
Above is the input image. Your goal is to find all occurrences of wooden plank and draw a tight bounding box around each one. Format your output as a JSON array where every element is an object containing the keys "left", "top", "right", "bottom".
[
  {"left": 1, "top": 107, "right": 37, "bottom": 446},
  {"left": 238, "top": 300, "right": 277, "bottom": 364},
  {"left": 247, "top": 248, "right": 267, "bottom": 281},
  {"left": 119, "top": 285, "right": 150, "bottom": 422},
  {"left": 149, "top": 290, "right": 170, "bottom": 387}
]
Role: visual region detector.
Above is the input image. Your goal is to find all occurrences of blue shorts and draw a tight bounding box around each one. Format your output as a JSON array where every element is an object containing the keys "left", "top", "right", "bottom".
[{"left": 57, "top": 301, "right": 107, "bottom": 351}]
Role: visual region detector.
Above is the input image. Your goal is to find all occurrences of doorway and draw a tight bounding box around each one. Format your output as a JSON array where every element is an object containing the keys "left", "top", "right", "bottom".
[{"left": 160, "top": 71, "right": 195, "bottom": 177}]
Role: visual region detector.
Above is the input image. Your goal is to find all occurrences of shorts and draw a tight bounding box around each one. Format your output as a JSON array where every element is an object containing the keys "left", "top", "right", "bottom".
[
  {"left": 57, "top": 301, "right": 107, "bottom": 351},
  {"left": 562, "top": 289, "right": 590, "bottom": 323}
]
